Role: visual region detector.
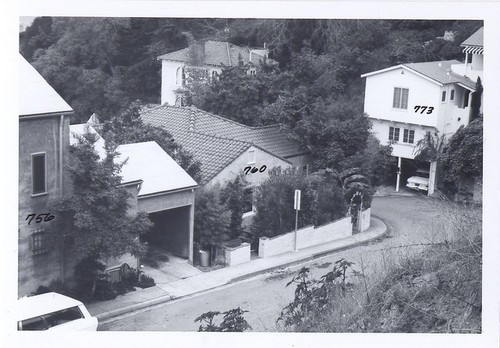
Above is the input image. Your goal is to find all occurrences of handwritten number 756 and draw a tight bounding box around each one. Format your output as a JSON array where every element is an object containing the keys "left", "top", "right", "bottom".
[
  {"left": 26, "top": 213, "right": 55, "bottom": 225},
  {"left": 414, "top": 106, "right": 434, "bottom": 114}
]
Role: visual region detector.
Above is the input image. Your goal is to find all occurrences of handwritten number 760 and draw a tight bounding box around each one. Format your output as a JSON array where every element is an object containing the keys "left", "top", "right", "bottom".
[
  {"left": 26, "top": 213, "right": 55, "bottom": 225},
  {"left": 414, "top": 106, "right": 434, "bottom": 114}
]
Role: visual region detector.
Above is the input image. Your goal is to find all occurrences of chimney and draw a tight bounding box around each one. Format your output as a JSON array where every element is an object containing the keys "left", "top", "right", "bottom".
[{"left": 249, "top": 50, "right": 252, "bottom": 63}]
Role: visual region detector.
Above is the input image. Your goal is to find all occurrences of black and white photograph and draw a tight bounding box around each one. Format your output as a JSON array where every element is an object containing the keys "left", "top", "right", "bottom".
[{"left": 4, "top": 1, "right": 500, "bottom": 348}]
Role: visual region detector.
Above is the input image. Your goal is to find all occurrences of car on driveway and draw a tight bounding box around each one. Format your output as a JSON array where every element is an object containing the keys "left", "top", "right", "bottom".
[{"left": 406, "top": 169, "right": 430, "bottom": 192}]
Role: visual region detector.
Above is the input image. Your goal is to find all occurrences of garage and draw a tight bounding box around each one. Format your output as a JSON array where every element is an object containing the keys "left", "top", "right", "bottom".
[{"left": 144, "top": 206, "right": 191, "bottom": 259}]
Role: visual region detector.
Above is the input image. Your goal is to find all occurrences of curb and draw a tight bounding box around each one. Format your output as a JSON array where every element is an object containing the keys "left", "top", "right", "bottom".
[
  {"left": 229, "top": 217, "right": 388, "bottom": 283},
  {"left": 97, "top": 217, "right": 388, "bottom": 325},
  {"left": 97, "top": 293, "right": 174, "bottom": 322}
]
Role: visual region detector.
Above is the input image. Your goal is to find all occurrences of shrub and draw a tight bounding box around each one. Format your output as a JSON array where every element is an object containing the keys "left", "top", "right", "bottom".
[
  {"left": 195, "top": 307, "right": 251, "bottom": 332},
  {"left": 93, "top": 274, "right": 117, "bottom": 301},
  {"left": 137, "top": 274, "right": 155, "bottom": 288}
]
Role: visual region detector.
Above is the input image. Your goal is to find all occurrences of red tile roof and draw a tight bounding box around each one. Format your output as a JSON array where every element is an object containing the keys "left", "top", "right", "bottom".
[
  {"left": 141, "top": 105, "right": 305, "bottom": 184},
  {"left": 158, "top": 40, "right": 274, "bottom": 67}
]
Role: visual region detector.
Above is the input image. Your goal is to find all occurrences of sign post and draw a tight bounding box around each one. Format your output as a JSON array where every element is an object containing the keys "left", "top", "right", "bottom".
[{"left": 294, "top": 189, "right": 301, "bottom": 251}]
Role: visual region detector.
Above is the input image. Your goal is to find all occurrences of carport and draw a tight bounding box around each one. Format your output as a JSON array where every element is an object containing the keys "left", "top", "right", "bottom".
[
  {"left": 394, "top": 156, "right": 436, "bottom": 195},
  {"left": 116, "top": 141, "right": 198, "bottom": 263}
]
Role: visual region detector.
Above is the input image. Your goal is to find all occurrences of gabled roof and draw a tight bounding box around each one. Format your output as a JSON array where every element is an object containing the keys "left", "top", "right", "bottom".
[
  {"left": 19, "top": 54, "right": 73, "bottom": 117},
  {"left": 116, "top": 141, "right": 198, "bottom": 196},
  {"left": 69, "top": 123, "right": 107, "bottom": 160},
  {"left": 461, "top": 27, "right": 483, "bottom": 48},
  {"left": 158, "top": 40, "right": 271, "bottom": 67},
  {"left": 361, "top": 60, "right": 476, "bottom": 91},
  {"left": 141, "top": 105, "right": 303, "bottom": 184}
]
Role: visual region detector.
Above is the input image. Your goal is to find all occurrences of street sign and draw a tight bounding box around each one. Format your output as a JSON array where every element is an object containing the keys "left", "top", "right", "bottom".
[{"left": 294, "top": 189, "right": 301, "bottom": 211}]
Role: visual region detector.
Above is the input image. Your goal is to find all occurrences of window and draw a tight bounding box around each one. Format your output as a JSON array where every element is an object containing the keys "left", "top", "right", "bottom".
[
  {"left": 441, "top": 91, "right": 446, "bottom": 102},
  {"left": 389, "top": 126, "right": 400, "bottom": 142},
  {"left": 450, "top": 89, "right": 455, "bottom": 101},
  {"left": 31, "top": 153, "right": 46, "bottom": 195},
  {"left": 467, "top": 53, "right": 472, "bottom": 64},
  {"left": 393, "top": 87, "right": 409, "bottom": 109},
  {"left": 176, "top": 67, "right": 185, "bottom": 86},
  {"left": 403, "top": 129, "right": 415, "bottom": 144},
  {"left": 247, "top": 149, "right": 256, "bottom": 164},
  {"left": 463, "top": 90, "right": 470, "bottom": 108},
  {"left": 19, "top": 306, "right": 84, "bottom": 331},
  {"left": 242, "top": 188, "right": 254, "bottom": 214},
  {"left": 30, "top": 228, "right": 48, "bottom": 255}
]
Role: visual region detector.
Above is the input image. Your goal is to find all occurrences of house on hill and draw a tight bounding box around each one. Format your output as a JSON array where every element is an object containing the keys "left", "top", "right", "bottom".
[
  {"left": 158, "top": 40, "right": 276, "bottom": 105},
  {"left": 18, "top": 54, "right": 73, "bottom": 296},
  {"left": 141, "top": 104, "right": 310, "bottom": 187},
  {"left": 361, "top": 27, "right": 483, "bottom": 195}
]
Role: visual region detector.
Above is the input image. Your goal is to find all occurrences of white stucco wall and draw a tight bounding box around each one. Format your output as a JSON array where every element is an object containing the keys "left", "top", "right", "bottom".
[
  {"left": 224, "top": 242, "right": 251, "bottom": 266},
  {"left": 161, "top": 60, "right": 223, "bottom": 105},
  {"left": 161, "top": 60, "right": 185, "bottom": 105},
  {"left": 370, "top": 119, "right": 432, "bottom": 159},
  {"left": 258, "top": 216, "right": 353, "bottom": 258},
  {"left": 364, "top": 67, "right": 442, "bottom": 128},
  {"left": 206, "top": 145, "right": 292, "bottom": 187}
]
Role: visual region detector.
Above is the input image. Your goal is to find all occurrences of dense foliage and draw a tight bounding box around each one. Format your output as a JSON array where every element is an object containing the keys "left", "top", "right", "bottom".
[
  {"left": 439, "top": 117, "right": 483, "bottom": 194},
  {"left": 21, "top": 18, "right": 480, "bottom": 181},
  {"left": 193, "top": 186, "right": 231, "bottom": 249},
  {"left": 250, "top": 168, "right": 348, "bottom": 239}
]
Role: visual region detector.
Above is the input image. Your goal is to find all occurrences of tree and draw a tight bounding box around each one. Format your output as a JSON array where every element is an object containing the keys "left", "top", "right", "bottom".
[
  {"left": 102, "top": 101, "right": 202, "bottom": 183},
  {"left": 470, "top": 77, "right": 483, "bottom": 121},
  {"left": 439, "top": 118, "right": 483, "bottom": 195},
  {"left": 49, "top": 128, "right": 152, "bottom": 296},
  {"left": 219, "top": 176, "right": 249, "bottom": 240},
  {"left": 193, "top": 186, "right": 231, "bottom": 252}
]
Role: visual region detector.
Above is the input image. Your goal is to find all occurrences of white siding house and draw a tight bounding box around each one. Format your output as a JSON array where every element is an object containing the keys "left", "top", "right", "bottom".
[{"left": 361, "top": 27, "right": 483, "bottom": 195}]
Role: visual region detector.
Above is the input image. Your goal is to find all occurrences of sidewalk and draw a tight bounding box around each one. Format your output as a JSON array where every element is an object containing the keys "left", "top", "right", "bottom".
[{"left": 88, "top": 217, "right": 387, "bottom": 323}]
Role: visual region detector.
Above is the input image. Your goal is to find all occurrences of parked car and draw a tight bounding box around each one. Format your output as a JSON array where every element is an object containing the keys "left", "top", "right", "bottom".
[
  {"left": 17, "top": 292, "right": 98, "bottom": 331},
  {"left": 406, "top": 169, "right": 430, "bottom": 192}
]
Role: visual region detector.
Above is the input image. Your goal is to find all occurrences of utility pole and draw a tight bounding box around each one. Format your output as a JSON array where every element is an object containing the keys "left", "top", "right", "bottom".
[{"left": 294, "top": 189, "right": 301, "bottom": 251}]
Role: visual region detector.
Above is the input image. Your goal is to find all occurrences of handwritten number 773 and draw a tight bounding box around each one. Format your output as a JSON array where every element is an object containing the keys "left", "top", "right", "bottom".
[
  {"left": 414, "top": 106, "right": 434, "bottom": 114},
  {"left": 26, "top": 213, "right": 55, "bottom": 225}
]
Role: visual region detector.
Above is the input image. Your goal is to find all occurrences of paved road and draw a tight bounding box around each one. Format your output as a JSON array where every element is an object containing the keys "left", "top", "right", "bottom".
[{"left": 101, "top": 194, "right": 446, "bottom": 332}]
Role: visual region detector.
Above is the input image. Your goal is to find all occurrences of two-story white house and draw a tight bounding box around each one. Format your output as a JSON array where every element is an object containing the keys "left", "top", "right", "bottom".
[
  {"left": 361, "top": 27, "right": 483, "bottom": 195},
  {"left": 158, "top": 40, "right": 275, "bottom": 106}
]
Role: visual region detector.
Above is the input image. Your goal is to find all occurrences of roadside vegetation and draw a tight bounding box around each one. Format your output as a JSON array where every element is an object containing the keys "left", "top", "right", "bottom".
[{"left": 195, "top": 197, "right": 481, "bottom": 333}]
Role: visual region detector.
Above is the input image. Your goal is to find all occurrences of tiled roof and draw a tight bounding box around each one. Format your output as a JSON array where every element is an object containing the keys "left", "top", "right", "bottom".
[
  {"left": 141, "top": 105, "right": 304, "bottom": 184},
  {"left": 192, "top": 109, "right": 305, "bottom": 158},
  {"left": 158, "top": 40, "right": 271, "bottom": 67},
  {"left": 141, "top": 106, "right": 251, "bottom": 184},
  {"left": 19, "top": 54, "right": 73, "bottom": 117},
  {"left": 404, "top": 60, "right": 477, "bottom": 90},
  {"left": 461, "top": 27, "right": 483, "bottom": 48}
]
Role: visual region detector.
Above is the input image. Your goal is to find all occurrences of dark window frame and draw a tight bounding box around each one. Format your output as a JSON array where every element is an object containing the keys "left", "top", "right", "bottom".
[{"left": 31, "top": 152, "right": 47, "bottom": 196}]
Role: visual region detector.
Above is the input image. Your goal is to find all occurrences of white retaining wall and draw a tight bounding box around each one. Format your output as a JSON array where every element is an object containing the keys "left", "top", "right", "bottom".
[
  {"left": 224, "top": 242, "right": 251, "bottom": 266},
  {"left": 361, "top": 208, "right": 371, "bottom": 231},
  {"left": 259, "top": 214, "right": 361, "bottom": 258}
]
